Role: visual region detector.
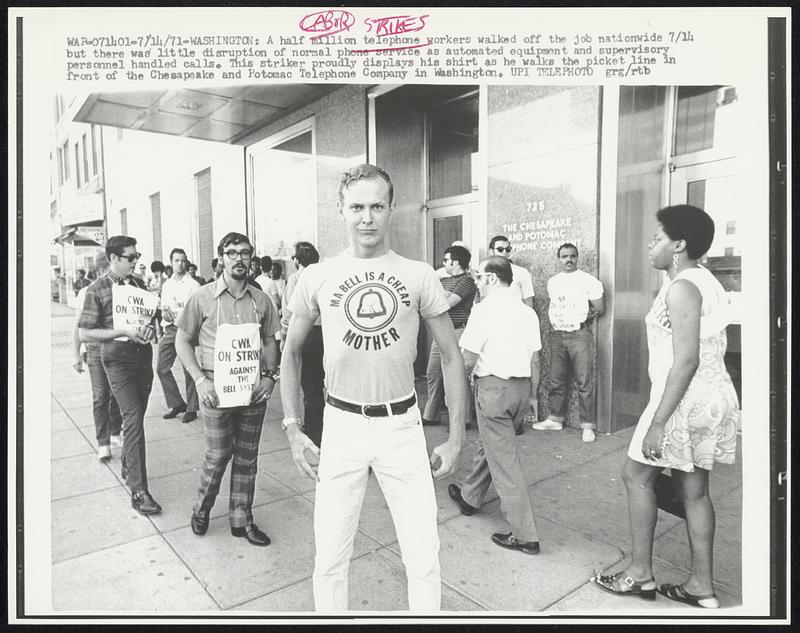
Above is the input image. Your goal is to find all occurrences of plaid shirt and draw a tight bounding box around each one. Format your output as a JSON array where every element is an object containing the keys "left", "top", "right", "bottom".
[{"left": 78, "top": 270, "right": 152, "bottom": 331}]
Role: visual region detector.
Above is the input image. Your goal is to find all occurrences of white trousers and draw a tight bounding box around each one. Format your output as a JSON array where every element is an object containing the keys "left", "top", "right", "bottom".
[{"left": 312, "top": 401, "right": 441, "bottom": 612}]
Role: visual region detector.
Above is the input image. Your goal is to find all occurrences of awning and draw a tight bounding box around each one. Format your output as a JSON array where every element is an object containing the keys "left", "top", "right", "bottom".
[
  {"left": 52, "top": 227, "right": 103, "bottom": 247},
  {"left": 73, "top": 85, "right": 343, "bottom": 144}
]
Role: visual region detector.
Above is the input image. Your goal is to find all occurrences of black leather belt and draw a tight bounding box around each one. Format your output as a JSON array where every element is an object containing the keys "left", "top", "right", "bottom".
[{"left": 326, "top": 393, "right": 417, "bottom": 417}]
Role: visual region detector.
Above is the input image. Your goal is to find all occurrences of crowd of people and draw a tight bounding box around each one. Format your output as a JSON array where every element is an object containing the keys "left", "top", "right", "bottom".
[{"left": 70, "top": 163, "right": 739, "bottom": 612}]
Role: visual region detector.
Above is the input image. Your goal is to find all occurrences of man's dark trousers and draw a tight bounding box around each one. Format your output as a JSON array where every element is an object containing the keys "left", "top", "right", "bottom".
[
  {"left": 102, "top": 341, "right": 154, "bottom": 491},
  {"left": 157, "top": 324, "right": 199, "bottom": 413}
]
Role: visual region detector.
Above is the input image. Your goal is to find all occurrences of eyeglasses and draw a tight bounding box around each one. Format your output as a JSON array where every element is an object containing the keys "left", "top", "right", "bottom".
[
  {"left": 224, "top": 248, "right": 253, "bottom": 260},
  {"left": 119, "top": 252, "right": 142, "bottom": 262},
  {"left": 474, "top": 272, "right": 493, "bottom": 280},
  {"left": 494, "top": 246, "right": 512, "bottom": 253}
]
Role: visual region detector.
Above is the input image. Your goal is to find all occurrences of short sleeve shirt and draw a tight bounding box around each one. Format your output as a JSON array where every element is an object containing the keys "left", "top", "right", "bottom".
[
  {"left": 75, "top": 286, "right": 88, "bottom": 326},
  {"left": 441, "top": 273, "right": 476, "bottom": 328},
  {"left": 78, "top": 272, "right": 151, "bottom": 333},
  {"left": 75, "top": 285, "right": 95, "bottom": 351},
  {"left": 460, "top": 287, "right": 542, "bottom": 379},
  {"left": 547, "top": 270, "right": 604, "bottom": 331},
  {"left": 178, "top": 276, "right": 280, "bottom": 372},
  {"left": 510, "top": 262, "right": 535, "bottom": 301},
  {"left": 160, "top": 274, "right": 201, "bottom": 328},
  {"left": 281, "top": 269, "right": 321, "bottom": 333},
  {"left": 289, "top": 250, "right": 449, "bottom": 402}
]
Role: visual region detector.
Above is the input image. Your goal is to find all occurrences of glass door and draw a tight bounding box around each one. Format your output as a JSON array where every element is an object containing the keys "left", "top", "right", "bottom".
[
  {"left": 668, "top": 85, "right": 743, "bottom": 404},
  {"left": 247, "top": 118, "right": 316, "bottom": 260},
  {"left": 424, "top": 90, "right": 479, "bottom": 267}
]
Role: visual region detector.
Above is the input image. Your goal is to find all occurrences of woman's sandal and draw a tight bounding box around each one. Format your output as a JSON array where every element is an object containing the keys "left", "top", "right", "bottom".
[
  {"left": 594, "top": 571, "right": 656, "bottom": 600},
  {"left": 657, "top": 583, "right": 720, "bottom": 608}
]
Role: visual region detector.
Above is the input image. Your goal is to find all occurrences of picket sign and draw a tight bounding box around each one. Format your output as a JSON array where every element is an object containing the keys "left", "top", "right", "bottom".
[
  {"left": 111, "top": 284, "right": 159, "bottom": 341},
  {"left": 213, "top": 321, "right": 262, "bottom": 408}
]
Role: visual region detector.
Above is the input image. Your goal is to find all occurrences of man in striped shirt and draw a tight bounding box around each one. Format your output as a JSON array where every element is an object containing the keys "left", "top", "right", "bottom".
[{"left": 422, "top": 245, "right": 476, "bottom": 427}]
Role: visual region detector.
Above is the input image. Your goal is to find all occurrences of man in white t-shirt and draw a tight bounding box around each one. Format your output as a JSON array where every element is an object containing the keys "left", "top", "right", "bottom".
[
  {"left": 532, "top": 243, "right": 604, "bottom": 442},
  {"left": 157, "top": 248, "right": 201, "bottom": 423},
  {"left": 488, "top": 235, "right": 534, "bottom": 307},
  {"left": 281, "top": 164, "right": 469, "bottom": 612}
]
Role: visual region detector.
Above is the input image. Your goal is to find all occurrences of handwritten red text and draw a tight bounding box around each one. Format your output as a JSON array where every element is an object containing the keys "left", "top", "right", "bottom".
[
  {"left": 299, "top": 10, "right": 356, "bottom": 39},
  {"left": 364, "top": 14, "right": 428, "bottom": 38}
]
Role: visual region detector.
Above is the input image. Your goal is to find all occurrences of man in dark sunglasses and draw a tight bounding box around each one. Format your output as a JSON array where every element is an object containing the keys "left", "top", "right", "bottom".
[
  {"left": 488, "top": 235, "right": 535, "bottom": 308},
  {"left": 79, "top": 235, "right": 162, "bottom": 515}
]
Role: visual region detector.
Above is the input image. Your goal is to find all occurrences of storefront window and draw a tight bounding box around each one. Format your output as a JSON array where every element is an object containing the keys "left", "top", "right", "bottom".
[
  {"left": 669, "top": 85, "right": 742, "bottom": 324},
  {"left": 249, "top": 125, "right": 316, "bottom": 259}
]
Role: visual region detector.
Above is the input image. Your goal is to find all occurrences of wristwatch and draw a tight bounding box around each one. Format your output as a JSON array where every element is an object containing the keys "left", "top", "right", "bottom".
[
  {"left": 261, "top": 369, "right": 278, "bottom": 381},
  {"left": 281, "top": 417, "right": 301, "bottom": 431}
]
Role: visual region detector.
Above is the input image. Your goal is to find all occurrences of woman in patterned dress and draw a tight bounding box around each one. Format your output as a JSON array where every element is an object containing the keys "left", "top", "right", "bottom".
[{"left": 595, "top": 205, "right": 739, "bottom": 608}]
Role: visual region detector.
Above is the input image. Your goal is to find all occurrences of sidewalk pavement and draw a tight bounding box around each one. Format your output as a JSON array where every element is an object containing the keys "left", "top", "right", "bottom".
[{"left": 49, "top": 302, "right": 742, "bottom": 614}]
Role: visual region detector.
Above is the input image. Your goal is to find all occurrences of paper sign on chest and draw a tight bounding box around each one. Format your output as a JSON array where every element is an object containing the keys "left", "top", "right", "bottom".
[
  {"left": 112, "top": 284, "right": 159, "bottom": 341},
  {"left": 213, "top": 321, "right": 262, "bottom": 408}
]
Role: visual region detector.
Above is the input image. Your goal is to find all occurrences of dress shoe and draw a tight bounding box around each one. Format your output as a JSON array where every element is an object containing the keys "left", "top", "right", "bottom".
[
  {"left": 191, "top": 510, "right": 209, "bottom": 535},
  {"left": 182, "top": 411, "right": 198, "bottom": 424},
  {"left": 231, "top": 523, "right": 271, "bottom": 546},
  {"left": 163, "top": 404, "right": 187, "bottom": 419},
  {"left": 97, "top": 445, "right": 112, "bottom": 462},
  {"left": 531, "top": 419, "right": 563, "bottom": 431},
  {"left": 131, "top": 490, "right": 162, "bottom": 515},
  {"left": 448, "top": 484, "right": 478, "bottom": 516},
  {"left": 491, "top": 532, "right": 540, "bottom": 555}
]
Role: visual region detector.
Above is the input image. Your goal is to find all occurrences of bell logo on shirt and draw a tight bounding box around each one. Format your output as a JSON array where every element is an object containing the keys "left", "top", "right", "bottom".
[
  {"left": 329, "top": 271, "right": 412, "bottom": 351},
  {"left": 346, "top": 284, "right": 397, "bottom": 333}
]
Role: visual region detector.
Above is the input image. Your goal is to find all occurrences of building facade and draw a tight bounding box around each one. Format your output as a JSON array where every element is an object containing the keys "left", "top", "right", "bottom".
[
  {"left": 68, "top": 83, "right": 747, "bottom": 432},
  {"left": 50, "top": 94, "right": 109, "bottom": 305}
]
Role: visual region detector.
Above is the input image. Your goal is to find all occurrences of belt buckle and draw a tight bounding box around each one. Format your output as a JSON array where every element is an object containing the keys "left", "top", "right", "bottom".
[{"left": 362, "top": 403, "right": 390, "bottom": 417}]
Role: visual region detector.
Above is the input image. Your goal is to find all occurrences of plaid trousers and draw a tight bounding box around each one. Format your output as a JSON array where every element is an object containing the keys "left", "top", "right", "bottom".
[{"left": 194, "top": 390, "right": 267, "bottom": 528}]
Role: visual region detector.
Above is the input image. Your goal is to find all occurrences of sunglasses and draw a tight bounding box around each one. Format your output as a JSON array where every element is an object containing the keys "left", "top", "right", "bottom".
[
  {"left": 119, "top": 252, "right": 142, "bottom": 262},
  {"left": 494, "top": 246, "right": 512, "bottom": 253}
]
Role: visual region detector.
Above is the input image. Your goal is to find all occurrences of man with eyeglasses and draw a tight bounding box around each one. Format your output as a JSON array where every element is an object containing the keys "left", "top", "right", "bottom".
[
  {"left": 176, "top": 232, "right": 280, "bottom": 547},
  {"left": 488, "top": 235, "right": 534, "bottom": 308},
  {"left": 79, "top": 235, "right": 162, "bottom": 515},
  {"left": 448, "top": 256, "right": 543, "bottom": 555},
  {"left": 157, "top": 248, "right": 201, "bottom": 423},
  {"left": 422, "top": 245, "right": 476, "bottom": 428},
  {"left": 281, "top": 164, "right": 469, "bottom": 611}
]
